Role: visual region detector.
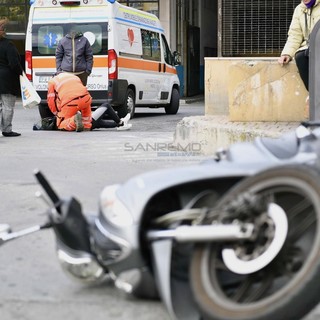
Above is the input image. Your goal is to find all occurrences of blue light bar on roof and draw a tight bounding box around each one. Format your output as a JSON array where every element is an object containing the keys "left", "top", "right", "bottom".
[{"left": 107, "top": 0, "right": 116, "bottom": 3}]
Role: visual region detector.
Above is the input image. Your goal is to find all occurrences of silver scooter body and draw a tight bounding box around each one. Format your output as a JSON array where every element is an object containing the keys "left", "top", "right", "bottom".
[
  {"left": 90, "top": 127, "right": 320, "bottom": 319},
  {"left": 2, "top": 126, "right": 320, "bottom": 320}
]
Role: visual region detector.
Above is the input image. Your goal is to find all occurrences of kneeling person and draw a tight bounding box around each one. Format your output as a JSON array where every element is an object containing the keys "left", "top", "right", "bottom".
[
  {"left": 47, "top": 72, "right": 92, "bottom": 131},
  {"left": 46, "top": 73, "right": 131, "bottom": 132}
]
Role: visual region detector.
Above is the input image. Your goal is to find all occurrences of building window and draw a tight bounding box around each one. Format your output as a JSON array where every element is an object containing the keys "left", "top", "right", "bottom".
[
  {"left": 0, "top": 0, "right": 29, "bottom": 35},
  {"left": 118, "top": 0, "right": 159, "bottom": 17},
  {"left": 221, "top": 0, "right": 300, "bottom": 57}
]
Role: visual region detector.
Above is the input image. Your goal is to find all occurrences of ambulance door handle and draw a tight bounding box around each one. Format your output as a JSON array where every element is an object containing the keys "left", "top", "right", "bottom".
[
  {"left": 163, "top": 64, "right": 166, "bottom": 73},
  {"left": 158, "top": 63, "right": 162, "bottom": 73}
]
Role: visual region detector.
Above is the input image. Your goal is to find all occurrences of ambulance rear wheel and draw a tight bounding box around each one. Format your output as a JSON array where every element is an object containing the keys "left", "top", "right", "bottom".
[
  {"left": 165, "top": 88, "right": 180, "bottom": 114},
  {"left": 118, "top": 88, "right": 135, "bottom": 119}
]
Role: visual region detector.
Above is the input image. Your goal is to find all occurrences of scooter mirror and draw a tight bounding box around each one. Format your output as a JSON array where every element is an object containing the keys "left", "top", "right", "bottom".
[{"left": 296, "top": 125, "right": 311, "bottom": 139}]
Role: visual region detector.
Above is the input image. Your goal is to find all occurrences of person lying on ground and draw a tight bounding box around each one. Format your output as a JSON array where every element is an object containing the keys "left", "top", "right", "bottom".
[
  {"left": 91, "top": 102, "right": 131, "bottom": 131},
  {"left": 34, "top": 103, "right": 131, "bottom": 131}
]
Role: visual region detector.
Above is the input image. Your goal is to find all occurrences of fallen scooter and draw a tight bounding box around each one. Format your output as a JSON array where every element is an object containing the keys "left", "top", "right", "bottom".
[{"left": 2, "top": 122, "right": 320, "bottom": 320}]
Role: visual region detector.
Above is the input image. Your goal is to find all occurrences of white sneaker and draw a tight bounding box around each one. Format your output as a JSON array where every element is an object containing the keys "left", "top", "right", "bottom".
[
  {"left": 120, "top": 113, "right": 130, "bottom": 126},
  {"left": 117, "top": 123, "right": 132, "bottom": 131}
]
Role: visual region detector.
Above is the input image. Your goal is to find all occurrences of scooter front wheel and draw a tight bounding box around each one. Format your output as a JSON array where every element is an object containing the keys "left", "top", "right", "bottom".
[{"left": 190, "top": 165, "right": 320, "bottom": 320}]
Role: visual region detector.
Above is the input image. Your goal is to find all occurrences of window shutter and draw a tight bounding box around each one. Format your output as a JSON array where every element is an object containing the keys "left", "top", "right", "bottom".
[{"left": 221, "top": 0, "right": 300, "bottom": 57}]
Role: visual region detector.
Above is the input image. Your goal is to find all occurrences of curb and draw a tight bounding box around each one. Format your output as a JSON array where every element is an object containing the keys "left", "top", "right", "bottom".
[
  {"left": 173, "top": 115, "right": 300, "bottom": 155},
  {"left": 180, "top": 95, "right": 204, "bottom": 105}
]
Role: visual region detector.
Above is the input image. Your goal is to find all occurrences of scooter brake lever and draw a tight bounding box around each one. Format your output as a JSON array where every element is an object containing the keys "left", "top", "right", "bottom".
[
  {"left": 34, "top": 169, "right": 61, "bottom": 213},
  {"left": 0, "top": 222, "right": 51, "bottom": 245}
]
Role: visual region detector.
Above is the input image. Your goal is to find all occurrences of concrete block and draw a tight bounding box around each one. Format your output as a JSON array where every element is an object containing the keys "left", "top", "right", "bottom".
[
  {"left": 205, "top": 58, "right": 308, "bottom": 122},
  {"left": 205, "top": 59, "right": 230, "bottom": 115}
]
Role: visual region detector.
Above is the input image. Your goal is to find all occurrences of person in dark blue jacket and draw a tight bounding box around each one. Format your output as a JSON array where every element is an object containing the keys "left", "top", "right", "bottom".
[
  {"left": 0, "top": 18, "right": 23, "bottom": 137},
  {"left": 55, "top": 24, "right": 93, "bottom": 86}
]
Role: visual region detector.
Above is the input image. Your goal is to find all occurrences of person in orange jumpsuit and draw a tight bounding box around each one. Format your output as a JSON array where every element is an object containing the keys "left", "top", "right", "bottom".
[{"left": 47, "top": 72, "right": 92, "bottom": 131}]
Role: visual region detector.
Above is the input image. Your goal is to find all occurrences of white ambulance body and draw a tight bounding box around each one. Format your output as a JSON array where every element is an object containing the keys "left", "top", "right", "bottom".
[{"left": 25, "top": 0, "right": 180, "bottom": 117}]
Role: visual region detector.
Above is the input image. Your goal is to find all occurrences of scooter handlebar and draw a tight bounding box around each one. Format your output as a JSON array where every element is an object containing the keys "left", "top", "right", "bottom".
[{"left": 34, "top": 169, "right": 61, "bottom": 209}]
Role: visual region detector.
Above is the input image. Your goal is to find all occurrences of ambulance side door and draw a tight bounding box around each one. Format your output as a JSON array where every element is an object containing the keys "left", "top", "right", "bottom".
[
  {"left": 117, "top": 25, "right": 159, "bottom": 103},
  {"left": 140, "top": 29, "right": 162, "bottom": 102},
  {"left": 159, "top": 34, "right": 176, "bottom": 103}
]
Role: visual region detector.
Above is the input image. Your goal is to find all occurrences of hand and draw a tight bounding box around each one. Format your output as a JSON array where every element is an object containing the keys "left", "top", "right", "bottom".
[{"left": 278, "top": 55, "right": 291, "bottom": 66}]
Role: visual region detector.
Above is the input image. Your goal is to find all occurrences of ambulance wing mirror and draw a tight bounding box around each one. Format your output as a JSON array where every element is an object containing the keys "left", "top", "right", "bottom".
[{"left": 173, "top": 51, "right": 181, "bottom": 66}]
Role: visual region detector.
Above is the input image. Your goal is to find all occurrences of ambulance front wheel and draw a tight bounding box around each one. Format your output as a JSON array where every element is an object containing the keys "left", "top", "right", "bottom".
[
  {"left": 165, "top": 87, "right": 179, "bottom": 114},
  {"left": 118, "top": 88, "right": 135, "bottom": 119}
]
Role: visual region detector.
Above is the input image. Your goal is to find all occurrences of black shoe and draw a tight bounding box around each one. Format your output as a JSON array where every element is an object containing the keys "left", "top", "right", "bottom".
[
  {"left": 2, "top": 131, "right": 21, "bottom": 137},
  {"left": 91, "top": 118, "right": 99, "bottom": 130}
]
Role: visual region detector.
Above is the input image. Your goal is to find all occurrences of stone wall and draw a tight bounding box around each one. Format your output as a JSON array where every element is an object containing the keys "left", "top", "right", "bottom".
[{"left": 205, "top": 58, "right": 308, "bottom": 122}]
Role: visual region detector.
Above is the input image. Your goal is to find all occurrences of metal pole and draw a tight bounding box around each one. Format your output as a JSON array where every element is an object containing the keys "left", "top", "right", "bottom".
[
  {"left": 309, "top": 19, "right": 320, "bottom": 120},
  {"left": 218, "top": 0, "right": 222, "bottom": 57}
]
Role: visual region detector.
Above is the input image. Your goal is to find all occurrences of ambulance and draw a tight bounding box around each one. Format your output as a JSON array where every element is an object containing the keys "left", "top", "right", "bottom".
[{"left": 25, "top": 0, "right": 181, "bottom": 118}]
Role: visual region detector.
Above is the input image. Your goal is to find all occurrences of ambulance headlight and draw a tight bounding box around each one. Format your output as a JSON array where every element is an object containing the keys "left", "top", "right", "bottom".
[{"left": 100, "top": 185, "right": 134, "bottom": 227}]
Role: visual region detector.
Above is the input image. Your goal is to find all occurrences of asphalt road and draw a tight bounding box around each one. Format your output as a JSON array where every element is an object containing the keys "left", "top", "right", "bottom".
[
  {"left": 0, "top": 101, "right": 206, "bottom": 320},
  {"left": 1, "top": 101, "right": 320, "bottom": 320}
]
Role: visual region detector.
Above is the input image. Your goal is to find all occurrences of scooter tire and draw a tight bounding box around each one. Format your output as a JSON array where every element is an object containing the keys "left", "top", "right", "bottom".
[{"left": 190, "top": 165, "right": 320, "bottom": 320}]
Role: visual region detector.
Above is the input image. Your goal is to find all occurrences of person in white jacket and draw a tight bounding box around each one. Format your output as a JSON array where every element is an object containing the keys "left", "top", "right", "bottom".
[{"left": 278, "top": 0, "right": 320, "bottom": 91}]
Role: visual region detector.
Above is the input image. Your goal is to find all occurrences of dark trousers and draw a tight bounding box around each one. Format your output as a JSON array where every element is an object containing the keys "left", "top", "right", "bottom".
[
  {"left": 295, "top": 50, "right": 309, "bottom": 91},
  {"left": 91, "top": 103, "right": 121, "bottom": 129},
  {"left": 76, "top": 72, "right": 89, "bottom": 86},
  {"left": 39, "top": 104, "right": 54, "bottom": 119}
]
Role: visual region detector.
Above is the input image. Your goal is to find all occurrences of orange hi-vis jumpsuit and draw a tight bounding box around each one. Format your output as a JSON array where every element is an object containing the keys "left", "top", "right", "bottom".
[{"left": 47, "top": 73, "right": 92, "bottom": 131}]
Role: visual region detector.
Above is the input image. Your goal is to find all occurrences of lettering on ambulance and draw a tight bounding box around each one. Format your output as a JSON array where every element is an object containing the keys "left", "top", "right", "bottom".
[
  {"left": 86, "top": 65, "right": 108, "bottom": 90},
  {"left": 35, "top": 84, "right": 49, "bottom": 90},
  {"left": 120, "top": 8, "right": 159, "bottom": 29},
  {"left": 141, "top": 78, "right": 160, "bottom": 100},
  {"left": 118, "top": 57, "right": 159, "bottom": 101},
  {"left": 32, "top": 56, "right": 108, "bottom": 91}
]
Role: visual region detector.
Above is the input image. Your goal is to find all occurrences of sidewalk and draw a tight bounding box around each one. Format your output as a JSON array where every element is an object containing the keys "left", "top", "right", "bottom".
[
  {"left": 173, "top": 112, "right": 300, "bottom": 155},
  {"left": 180, "top": 94, "right": 204, "bottom": 105}
]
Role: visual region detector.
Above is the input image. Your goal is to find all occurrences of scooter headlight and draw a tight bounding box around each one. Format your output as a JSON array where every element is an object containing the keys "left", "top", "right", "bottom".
[{"left": 100, "top": 185, "right": 134, "bottom": 227}]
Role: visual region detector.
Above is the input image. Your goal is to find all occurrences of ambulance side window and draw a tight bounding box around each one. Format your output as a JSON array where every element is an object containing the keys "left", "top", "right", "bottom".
[
  {"left": 161, "top": 35, "right": 173, "bottom": 66},
  {"left": 141, "top": 29, "right": 161, "bottom": 61}
]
